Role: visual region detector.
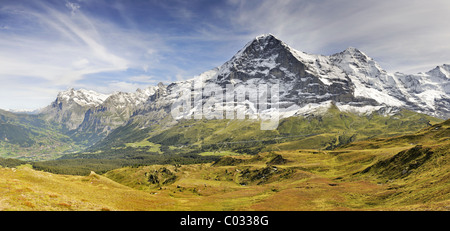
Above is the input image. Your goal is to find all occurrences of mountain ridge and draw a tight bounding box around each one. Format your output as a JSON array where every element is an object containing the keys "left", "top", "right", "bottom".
[
  {"left": 41, "top": 34, "right": 449, "bottom": 124},
  {"left": 4, "top": 34, "right": 448, "bottom": 155}
]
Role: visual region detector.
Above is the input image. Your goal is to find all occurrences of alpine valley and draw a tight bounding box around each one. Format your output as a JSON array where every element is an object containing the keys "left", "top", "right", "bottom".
[{"left": 0, "top": 34, "right": 449, "bottom": 211}]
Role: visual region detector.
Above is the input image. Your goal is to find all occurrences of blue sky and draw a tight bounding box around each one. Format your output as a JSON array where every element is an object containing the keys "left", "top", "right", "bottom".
[{"left": 1, "top": 0, "right": 450, "bottom": 110}]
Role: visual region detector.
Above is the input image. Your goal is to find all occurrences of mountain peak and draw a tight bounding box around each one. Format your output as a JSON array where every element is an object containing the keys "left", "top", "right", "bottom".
[
  {"left": 215, "top": 33, "right": 297, "bottom": 82},
  {"left": 254, "top": 33, "right": 277, "bottom": 41},
  {"left": 343, "top": 46, "right": 363, "bottom": 53},
  {"left": 236, "top": 33, "right": 287, "bottom": 57},
  {"left": 336, "top": 47, "right": 371, "bottom": 61},
  {"left": 426, "top": 64, "right": 450, "bottom": 79},
  {"left": 330, "top": 46, "right": 384, "bottom": 73},
  {"left": 57, "top": 88, "right": 110, "bottom": 107}
]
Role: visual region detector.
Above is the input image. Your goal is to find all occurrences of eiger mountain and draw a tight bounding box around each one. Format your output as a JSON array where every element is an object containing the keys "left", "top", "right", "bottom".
[{"left": 41, "top": 34, "right": 448, "bottom": 138}]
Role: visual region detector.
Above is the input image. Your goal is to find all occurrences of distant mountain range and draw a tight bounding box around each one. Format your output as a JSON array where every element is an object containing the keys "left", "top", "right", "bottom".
[
  {"left": 1, "top": 34, "right": 449, "bottom": 159},
  {"left": 40, "top": 34, "right": 449, "bottom": 131}
]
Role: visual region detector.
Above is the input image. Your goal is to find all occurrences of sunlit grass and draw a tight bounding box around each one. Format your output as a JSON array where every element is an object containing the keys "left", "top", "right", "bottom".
[
  {"left": 125, "top": 139, "right": 162, "bottom": 153},
  {"left": 1, "top": 119, "right": 448, "bottom": 211}
]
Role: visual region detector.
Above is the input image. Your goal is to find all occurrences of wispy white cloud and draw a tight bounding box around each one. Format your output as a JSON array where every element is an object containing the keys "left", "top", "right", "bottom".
[
  {"left": 0, "top": 3, "right": 127, "bottom": 82},
  {"left": 65, "top": 1, "right": 80, "bottom": 15},
  {"left": 0, "top": 1, "right": 170, "bottom": 109}
]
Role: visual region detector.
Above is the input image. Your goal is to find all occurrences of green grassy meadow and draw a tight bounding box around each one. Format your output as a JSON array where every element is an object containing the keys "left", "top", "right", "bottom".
[{"left": 1, "top": 118, "right": 448, "bottom": 211}]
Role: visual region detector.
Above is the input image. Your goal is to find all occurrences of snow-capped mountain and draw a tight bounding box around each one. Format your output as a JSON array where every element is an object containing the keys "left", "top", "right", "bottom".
[
  {"left": 220, "top": 34, "right": 449, "bottom": 118},
  {"left": 40, "top": 34, "right": 449, "bottom": 145},
  {"left": 40, "top": 86, "right": 159, "bottom": 144},
  {"left": 103, "top": 87, "right": 158, "bottom": 109},
  {"left": 78, "top": 85, "right": 159, "bottom": 134},
  {"left": 148, "top": 34, "right": 449, "bottom": 122},
  {"left": 57, "top": 88, "right": 110, "bottom": 107},
  {"left": 40, "top": 88, "right": 106, "bottom": 131},
  {"left": 53, "top": 87, "right": 157, "bottom": 109}
]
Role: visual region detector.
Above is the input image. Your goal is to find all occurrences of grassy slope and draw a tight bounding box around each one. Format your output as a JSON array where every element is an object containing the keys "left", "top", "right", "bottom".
[
  {"left": 29, "top": 109, "right": 441, "bottom": 176},
  {"left": 2, "top": 119, "right": 448, "bottom": 211},
  {"left": 89, "top": 108, "right": 441, "bottom": 153},
  {"left": 0, "top": 110, "right": 82, "bottom": 161},
  {"left": 93, "top": 118, "right": 450, "bottom": 210},
  {"left": 146, "top": 108, "right": 442, "bottom": 151},
  {"left": 0, "top": 165, "right": 179, "bottom": 211}
]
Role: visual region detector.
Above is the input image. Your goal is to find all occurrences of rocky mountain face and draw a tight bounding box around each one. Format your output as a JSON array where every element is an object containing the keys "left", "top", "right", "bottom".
[
  {"left": 76, "top": 86, "right": 158, "bottom": 134},
  {"left": 133, "top": 34, "right": 449, "bottom": 122},
  {"left": 40, "top": 88, "right": 110, "bottom": 131},
  {"left": 39, "top": 34, "right": 450, "bottom": 146},
  {"left": 40, "top": 86, "right": 158, "bottom": 145}
]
